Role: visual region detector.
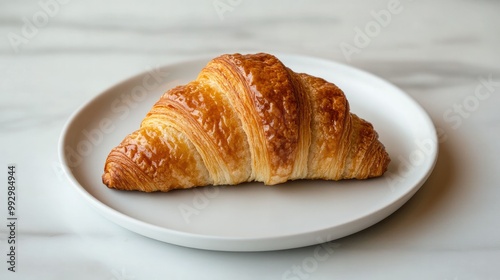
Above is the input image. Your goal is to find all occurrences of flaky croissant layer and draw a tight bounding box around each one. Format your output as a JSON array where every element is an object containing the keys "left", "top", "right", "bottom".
[{"left": 102, "top": 53, "right": 390, "bottom": 192}]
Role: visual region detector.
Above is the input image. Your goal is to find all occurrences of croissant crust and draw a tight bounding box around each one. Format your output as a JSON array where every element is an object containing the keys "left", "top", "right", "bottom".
[{"left": 102, "top": 53, "right": 390, "bottom": 192}]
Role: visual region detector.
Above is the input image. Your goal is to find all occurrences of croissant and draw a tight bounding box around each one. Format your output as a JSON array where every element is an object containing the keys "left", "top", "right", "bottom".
[{"left": 102, "top": 53, "right": 390, "bottom": 192}]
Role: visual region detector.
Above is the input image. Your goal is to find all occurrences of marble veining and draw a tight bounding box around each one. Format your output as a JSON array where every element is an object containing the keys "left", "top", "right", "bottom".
[{"left": 1, "top": 0, "right": 500, "bottom": 279}]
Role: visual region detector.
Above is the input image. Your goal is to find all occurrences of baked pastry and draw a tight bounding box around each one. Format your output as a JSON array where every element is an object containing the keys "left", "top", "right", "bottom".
[{"left": 102, "top": 53, "right": 390, "bottom": 192}]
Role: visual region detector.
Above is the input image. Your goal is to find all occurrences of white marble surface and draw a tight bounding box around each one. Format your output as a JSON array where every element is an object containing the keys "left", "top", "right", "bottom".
[{"left": 1, "top": 0, "right": 500, "bottom": 279}]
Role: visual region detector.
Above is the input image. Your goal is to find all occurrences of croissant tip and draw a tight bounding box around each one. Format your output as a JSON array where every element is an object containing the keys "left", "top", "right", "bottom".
[
  {"left": 384, "top": 153, "right": 391, "bottom": 172},
  {"left": 102, "top": 172, "right": 113, "bottom": 188},
  {"left": 376, "top": 149, "right": 391, "bottom": 178}
]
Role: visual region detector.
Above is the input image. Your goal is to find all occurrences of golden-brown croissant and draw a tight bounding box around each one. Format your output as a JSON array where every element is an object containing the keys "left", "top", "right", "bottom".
[{"left": 102, "top": 53, "right": 390, "bottom": 192}]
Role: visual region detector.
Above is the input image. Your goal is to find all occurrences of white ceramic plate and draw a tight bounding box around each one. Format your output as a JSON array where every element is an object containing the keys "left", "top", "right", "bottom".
[{"left": 59, "top": 53, "right": 438, "bottom": 252}]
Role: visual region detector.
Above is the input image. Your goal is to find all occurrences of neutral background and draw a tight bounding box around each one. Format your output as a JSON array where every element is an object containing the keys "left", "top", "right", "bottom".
[{"left": 1, "top": 0, "right": 500, "bottom": 279}]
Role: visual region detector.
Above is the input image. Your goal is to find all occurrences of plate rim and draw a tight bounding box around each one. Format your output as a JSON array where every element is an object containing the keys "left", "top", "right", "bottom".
[{"left": 58, "top": 52, "right": 438, "bottom": 251}]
